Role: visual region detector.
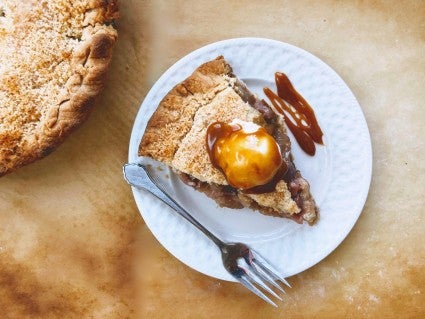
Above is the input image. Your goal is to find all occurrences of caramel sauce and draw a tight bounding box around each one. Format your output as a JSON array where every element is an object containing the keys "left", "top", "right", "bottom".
[
  {"left": 264, "top": 72, "right": 324, "bottom": 156},
  {"left": 206, "top": 121, "right": 286, "bottom": 193},
  {"left": 242, "top": 164, "right": 287, "bottom": 194},
  {"left": 206, "top": 121, "right": 242, "bottom": 170}
]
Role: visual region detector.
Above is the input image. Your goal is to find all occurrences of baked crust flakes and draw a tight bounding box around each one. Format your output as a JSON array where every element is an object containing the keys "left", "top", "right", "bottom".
[{"left": 0, "top": 0, "right": 118, "bottom": 176}]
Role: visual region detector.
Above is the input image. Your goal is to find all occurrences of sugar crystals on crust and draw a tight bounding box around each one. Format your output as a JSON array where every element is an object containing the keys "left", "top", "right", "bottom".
[{"left": 0, "top": 0, "right": 119, "bottom": 176}]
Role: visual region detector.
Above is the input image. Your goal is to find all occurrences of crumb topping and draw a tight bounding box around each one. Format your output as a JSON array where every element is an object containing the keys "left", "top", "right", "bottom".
[{"left": 0, "top": 0, "right": 118, "bottom": 175}]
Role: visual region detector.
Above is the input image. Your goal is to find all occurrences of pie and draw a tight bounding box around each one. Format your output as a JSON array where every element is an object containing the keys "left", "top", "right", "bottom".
[
  {"left": 0, "top": 0, "right": 118, "bottom": 176},
  {"left": 139, "top": 56, "right": 318, "bottom": 224}
]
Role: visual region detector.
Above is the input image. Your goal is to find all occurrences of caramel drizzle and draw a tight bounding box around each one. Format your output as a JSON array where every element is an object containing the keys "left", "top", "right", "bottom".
[{"left": 264, "top": 72, "right": 324, "bottom": 156}]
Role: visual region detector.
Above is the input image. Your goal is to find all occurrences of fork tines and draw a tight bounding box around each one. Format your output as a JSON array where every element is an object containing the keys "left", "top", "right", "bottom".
[
  {"left": 251, "top": 249, "right": 291, "bottom": 288},
  {"left": 237, "top": 250, "right": 291, "bottom": 307}
]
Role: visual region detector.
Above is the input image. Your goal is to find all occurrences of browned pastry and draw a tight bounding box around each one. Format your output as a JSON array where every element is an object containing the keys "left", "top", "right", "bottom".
[
  {"left": 139, "top": 56, "right": 318, "bottom": 224},
  {"left": 0, "top": 0, "right": 118, "bottom": 176}
]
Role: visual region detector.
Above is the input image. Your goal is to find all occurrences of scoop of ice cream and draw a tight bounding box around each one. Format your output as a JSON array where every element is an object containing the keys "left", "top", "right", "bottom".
[{"left": 206, "top": 120, "right": 283, "bottom": 189}]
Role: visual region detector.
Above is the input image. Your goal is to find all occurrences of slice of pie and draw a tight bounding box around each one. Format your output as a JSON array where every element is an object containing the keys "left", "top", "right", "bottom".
[
  {"left": 0, "top": 0, "right": 118, "bottom": 176},
  {"left": 139, "top": 56, "right": 318, "bottom": 224}
]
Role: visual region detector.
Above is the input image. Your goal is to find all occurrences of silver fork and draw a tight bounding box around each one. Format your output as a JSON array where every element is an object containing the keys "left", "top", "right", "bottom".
[{"left": 123, "top": 163, "right": 291, "bottom": 307}]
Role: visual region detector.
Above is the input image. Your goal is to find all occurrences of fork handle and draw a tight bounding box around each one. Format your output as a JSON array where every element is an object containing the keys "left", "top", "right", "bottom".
[{"left": 123, "top": 163, "right": 225, "bottom": 248}]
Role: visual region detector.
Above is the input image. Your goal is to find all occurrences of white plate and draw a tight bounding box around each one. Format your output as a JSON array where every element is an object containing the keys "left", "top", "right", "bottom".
[{"left": 128, "top": 38, "right": 372, "bottom": 281}]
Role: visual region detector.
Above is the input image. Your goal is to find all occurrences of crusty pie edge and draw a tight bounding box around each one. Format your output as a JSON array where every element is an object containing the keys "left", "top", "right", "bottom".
[{"left": 0, "top": 1, "right": 118, "bottom": 176}]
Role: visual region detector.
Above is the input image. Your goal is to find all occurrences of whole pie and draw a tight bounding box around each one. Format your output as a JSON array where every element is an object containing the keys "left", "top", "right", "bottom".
[
  {"left": 0, "top": 0, "right": 118, "bottom": 176},
  {"left": 139, "top": 56, "right": 318, "bottom": 224}
]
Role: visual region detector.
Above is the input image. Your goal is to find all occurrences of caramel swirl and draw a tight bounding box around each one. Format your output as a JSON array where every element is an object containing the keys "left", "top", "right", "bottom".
[{"left": 264, "top": 72, "right": 324, "bottom": 156}]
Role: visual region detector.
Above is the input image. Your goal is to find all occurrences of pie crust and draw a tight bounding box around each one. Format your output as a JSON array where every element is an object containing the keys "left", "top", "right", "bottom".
[
  {"left": 139, "top": 56, "right": 318, "bottom": 224},
  {"left": 0, "top": 0, "right": 118, "bottom": 176}
]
